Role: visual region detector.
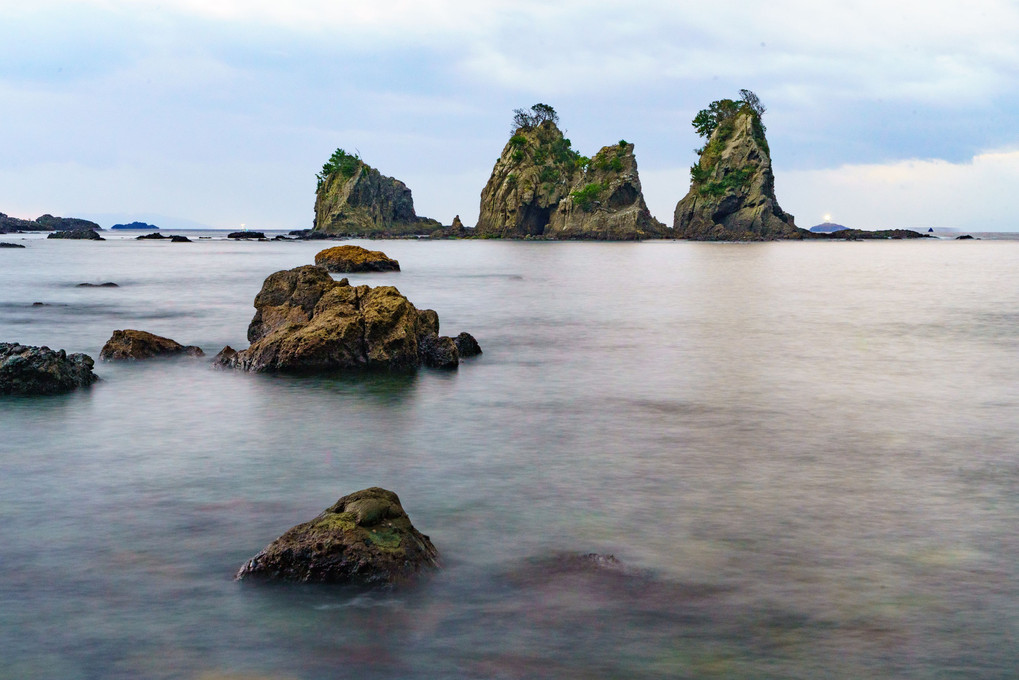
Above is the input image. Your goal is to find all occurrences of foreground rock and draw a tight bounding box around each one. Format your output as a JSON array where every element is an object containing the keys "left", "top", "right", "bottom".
[
  {"left": 475, "top": 105, "right": 663, "bottom": 239},
  {"left": 236, "top": 487, "right": 439, "bottom": 586},
  {"left": 674, "top": 92, "right": 799, "bottom": 240},
  {"left": 215, "top": 265, "right": 479, "bottom": 373},
  {"left": 0, "top": 342, "right": 98, "bottom": 395},
  {"left": 314, "top": 245, "right": 400, "bottom": 272},
  {"left": 313, "top": 149, "right": 440, "bottom": 236},
  {"left": 100, "top": 329, "right": 204, "bottom": 360},
  {"left": 48, "top": 228, "right": 104, "bottom": 240}
]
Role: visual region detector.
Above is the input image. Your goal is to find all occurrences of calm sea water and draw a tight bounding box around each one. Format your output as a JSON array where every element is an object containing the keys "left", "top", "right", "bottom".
[{"left": 1, "top": 232, "right": 1017, "bottom": 679}]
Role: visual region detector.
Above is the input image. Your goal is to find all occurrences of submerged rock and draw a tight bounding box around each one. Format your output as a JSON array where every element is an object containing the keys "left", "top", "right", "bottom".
[
  {"left": 674, "top": 94, "right": 799, "bottom": 240},
  {"left": 0, "top": 342, "right": 98, "bottom": 395},
  {"left": 100, "top": 329, "right": 204, "bottom": 360},
  {"left": 228, "top": 231, "right": 266, "bottom": 240},
  {"left": 0, "top": 242, "right": 26, "bottom": 248},
  {"left": 77, "top": 282, "right": 118, "bottom": 287},
  {"left": 236, "top": 487, "right": 439, "bottom": 586},
  {"left": 314, "top": 245, "right": 400, "bottom": 273},
  {"left": 215, "top": 265, "right": 476, "bottom": 373},
  {"left": 136, "top": 232, "right": 168, "bottom": 240},
  {"left": 47, "top": 228, "right": 104, "bottom": 240},
  {"left": 313, "top": 149, "right": 440, "bottom": 236}
]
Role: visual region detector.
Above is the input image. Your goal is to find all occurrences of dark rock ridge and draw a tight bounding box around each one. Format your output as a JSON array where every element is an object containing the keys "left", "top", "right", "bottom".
[
  {"left": 214, "top": 265, "right": 479, "bottom": 373},
  {"left": 809, "top": 222, "right": 850, "bottom": 233},
  {"left": 1, "top": 213, "right": 101, "bottom": 234},
  {"left": 100, "top": 329, "right": 204, "bottom": 360},
  {"left": 0, "top": 242, "right": 26, "bottom": 248},
  {"left": 77, "top": 282, "right": 118, "bottom": 287},
  {"left": 170, "top": 235, "right": 191, "bottom": 242},
  {"left": 112, "top": 221, "right": 158, "bottom": 230},
  {"left": 228, "top": 231, "right": 266, "bottom": 240},
  {"left": 547, "top": 141, "right": 666, "bottom": 239},
  {"left": 236, "top": 487, "right": 439, "bottom": 586},
  {"left": 313, "top": 150, "right": 439, "bottom": 236},
  {"left": 314, "top": 245, "right": 400, "bottom": 272},
  {"left": 674, "top": 107, "right": 799, "bottom": 240},
  {"left": 0, "top": 342, "right": 98, "bottom": 395},
  {"left": 474, "top": 112, "right": 663, "bottom": 240},
  {"left": 818, "top": 229, "right": 929, "bottom": 240},
  {"left": 137, "top": 232, "right": 168, "bottom": 240},
  {"left": 48, "top": 229, "right": 104, "bottom": 240}
]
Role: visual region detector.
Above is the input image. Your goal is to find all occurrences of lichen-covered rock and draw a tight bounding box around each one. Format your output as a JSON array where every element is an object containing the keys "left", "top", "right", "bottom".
[
  {"left": 314, "top": 245, "right": 400, "bottom": 272},
  {"left": 313, "top": 153, "right": 439, "bottom": 236},
  {"left": 236, "top": 487, "right": 439, "bottom": 586},
  {"left": 100, "top": 329, "right": 204, "bottom": 360},
  {"left": 47, "top": 228, "right": 104, "bottom": 240},
  {"left": 674, "top": 108, "right": 799, "bottom": 240},
  {"left": 0, "top": 342, "right": 98, "bottom": 395},
  {"left": 215, "top": 265, "right": 473, "bottom": 373},
  {"left": 547, "top": 142, "right": 666, "bottom": 240}
]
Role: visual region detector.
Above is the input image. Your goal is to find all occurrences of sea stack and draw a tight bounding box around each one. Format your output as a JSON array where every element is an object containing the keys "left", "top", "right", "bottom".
[
  {"left": 475, "top": 104, "right": 663, "bottom": 240},
  {"left": 313, "top": 149, "right": 439, "bottom": 236},
  {"left": 673, "top": 91, "right": 799, "bottom": 240}
]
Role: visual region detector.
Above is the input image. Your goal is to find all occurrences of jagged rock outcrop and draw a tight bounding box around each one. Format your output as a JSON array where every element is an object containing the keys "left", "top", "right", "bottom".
[
  {"left": 429, "top": 215, "right": 473, "bottom": 239},
  {"left": 674, "top": 109, "right": 799, "bottom": 240},
  {"left": 547, "top": 142, "right": 666, "bottom": 239},
  {"left": 475, "top": 111, "right": 663, "bottom": 240},
  {"left": 314, "top": 245, "right": 400, "bottom": 273},
  {"left": 214, "top": 265, "right": 478, "bottom": 373},
  {"left": 99, "top": 330, "right": 204, "bottom": 360},
  {"left": 313, "top": 153, "right": 439, "bottom": 236},
  {"left": 47, "top": 228, "right": 104, "bottom": 240},
  {"left": 0, "top": 342, "right": 98, "bottom": 395},
  {"left": 236, "top": 487, "right": 439, "bottom": 586}
]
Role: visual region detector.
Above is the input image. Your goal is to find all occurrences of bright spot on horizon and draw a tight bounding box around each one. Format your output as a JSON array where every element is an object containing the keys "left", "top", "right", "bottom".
[{"left": 823, "top": 214, "right": 832, "bottom": 222}]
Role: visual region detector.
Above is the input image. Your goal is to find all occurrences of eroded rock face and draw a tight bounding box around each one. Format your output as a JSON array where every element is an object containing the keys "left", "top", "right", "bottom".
[
  {"left": 236, "top": 487, "right": 439, "bottom": 586},
  {"left": 547, "top": 142, "right": 666, "bottom": 240},
  {"left": 215, "top": 265, "right": 476, "bottom": 373},
  {"left": 674, "top": 110, "right": 799, "bottom": 240},
  {"left": 0, "top": 342, "right": 98, "bottom": 395},
  {"left": 314, "top": 245, "right": 400, "bottom": 273},
  {"left": 100, "top": 329, "right": 204, "bottom": 360},
  {"left": 314, "top": 161, "right": 439, "bottom": 236}
]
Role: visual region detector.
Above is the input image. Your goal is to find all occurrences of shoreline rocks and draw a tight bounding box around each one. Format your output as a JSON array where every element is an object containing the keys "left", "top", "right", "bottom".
[
  {"left": 100, "top": 329, "right": 204, "bottom": 360},
  {"left": 48, "top": 228, "right": 104, "bottom": 240},
  {"left": 0, "top": 342, "right": 98, "bottom": 395},
  {"left": 236, "top": 487, "right": 439, "bottom": 586},
  {"left": 228, "top": 231, "right": 266, "bottom": 240},
  {"left": 314, "top": 245, "right": 400, "bottom": 273},
  {"left": 215, "top": 265, "right": 479, "bottom": 374}
]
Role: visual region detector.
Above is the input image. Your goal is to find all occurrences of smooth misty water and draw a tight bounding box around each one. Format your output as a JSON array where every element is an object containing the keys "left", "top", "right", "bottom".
[{"left": 1, "top": 232, "right": 1017, "bottom": 679}]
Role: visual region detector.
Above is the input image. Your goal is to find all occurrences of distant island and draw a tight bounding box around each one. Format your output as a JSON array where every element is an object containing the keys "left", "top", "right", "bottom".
[
  {"left": 809, "top": 222, "right": 850, "bottom": 233},
  {"left": 111, "top": 221, "right": 159, "bottom": 230}
]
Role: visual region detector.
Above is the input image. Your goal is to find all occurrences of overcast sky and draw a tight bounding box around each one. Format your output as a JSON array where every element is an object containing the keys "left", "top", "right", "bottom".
[{"left": 2, "top": 0, "right": 1019, "bottom": 231}]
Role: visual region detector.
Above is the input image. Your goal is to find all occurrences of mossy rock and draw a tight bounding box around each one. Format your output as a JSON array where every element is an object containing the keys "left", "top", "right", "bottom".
[{"left": 314, "top": 245, "right": 400, "bottom": 273}]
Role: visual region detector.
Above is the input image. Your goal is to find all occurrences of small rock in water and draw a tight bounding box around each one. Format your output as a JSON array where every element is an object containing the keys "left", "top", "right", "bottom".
[
  {"left": 453, "top": 332, "right": 482, "bottom": 358},
  {"left": 0, "top": 342, "right": 98, "bottom": 395},
  {"left": 170, "top": 235, "right": 192, "bottom": 243},
  {"left": 0, "top": 242, "right": 26, "bottom": 248},
  {"left": 236, "top": 487, "right": 439, "bottom": 586},
  {"left": 31, "top": 302, "right": 46, "bottom": 307},
  {"left": 77, "top": 282, "right": 119, "bottom": 287},
  {"left": 314, "top": 245, "right": 400, "bottom": 272},
  {"left": 100, "top": 329, "right": 204, "bottom": 360}
]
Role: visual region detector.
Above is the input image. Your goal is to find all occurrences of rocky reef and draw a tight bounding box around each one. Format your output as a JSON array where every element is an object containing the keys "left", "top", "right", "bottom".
[
  {"left": 214, "top": 265, "right": 479, "bottom": 373},
  {"left": 474, "top": 105, "right": 663, "bottom": 240},
  {"left": 0, "top": 342, "right": 98, "bottom": 395},
  {"left": 313, "top": 149, "right": 439, "bottom": 236},
  {"left": 236, "top": 487, "right": 439, "bottom": 586},
  {"left": 314, "top": 245, "right": 400, "bottom": 273},
  {"left": 47, "top": 228, "right": 104, "bottom": 240},
  {"left": 100, "top": 330, "right": 204, "bottom": 360},
  {"left": 674, "top": 92, "right": 799, "bottom": 240}
]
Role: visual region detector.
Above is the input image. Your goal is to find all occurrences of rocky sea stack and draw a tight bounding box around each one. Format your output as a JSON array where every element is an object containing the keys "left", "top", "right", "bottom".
[
  {"left": 215, "top": 265, "right": 479, "bottom": 373},
  {"left": 100, "top": 330, "right": 204, "bottom": 360},
  {"left": 313, "top": 149, "right": 439, "bottom": 236},
  {"left": 674, "top": 91, "right": 799, "bottom": 240},
  {"left": 236, "top": 487, "right": 439, "bottom": 586},
  {"left": 0, "top": 342, "right": 98, "bottom": 395},
  {"left": 314, "top": 245, "right": 400, "bottom": 273},
  {"left": 475, "top": 104, "right": 664, "bottom": 240}
]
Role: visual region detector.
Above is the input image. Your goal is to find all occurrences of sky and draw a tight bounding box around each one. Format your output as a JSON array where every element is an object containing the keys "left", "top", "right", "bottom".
[{"left": 2, "top": 0, "right": 1019, "bottom": 231}]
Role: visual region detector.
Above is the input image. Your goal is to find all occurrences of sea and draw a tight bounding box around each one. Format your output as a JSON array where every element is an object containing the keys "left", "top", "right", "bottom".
[{"left": 1, "top": 230, "right": 1017, "bottom": 679}]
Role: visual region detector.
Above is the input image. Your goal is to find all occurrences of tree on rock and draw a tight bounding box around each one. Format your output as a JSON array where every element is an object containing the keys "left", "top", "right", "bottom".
[{"left": 512, "top": 103, "right": 559, "bottom": 131}]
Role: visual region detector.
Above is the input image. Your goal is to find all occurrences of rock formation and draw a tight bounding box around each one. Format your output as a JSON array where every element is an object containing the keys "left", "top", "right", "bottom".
[
  {"left": 429, "top": 215, "right": 473, "bottom": 239},
  {"left": 236, "top": 487, "right": 439, "bottom": 586},
  {"left": 674, "top": 95, "right": 799, "bottom": 240},
  {"left": 547, "top": 141, "right": 666, "bottom": 239},
  {"left": 313, "top": 149, "right": 439, "bottom": 236},
  {"left": 214, "top": 265, "right": 478, "bottom": 373},
  {"left": 228, "top": 231, "right": 266, "bottom": 240},
  {"left": 1, "top": 213, "right": 101, "bottom": 233},
  {"left": 0, "top": 242, "right": 26, "bottom": 248},
  {"left": 0, "top": 342, "right": 98, "bottom": 395},
  {"left": 111, "top": 221, "right": 158, "bottom": 230},
  {"left": 47, "top": 228, "right": 104, "bottom": 240},
  {"left": 100, "top": 330, "right": 204, "bottom": 360},
  {"left": 475, "top": 106, "right": 663, "bottom": 239},
  {"left": 314, "top": 245, "right": 400, "bottom": 273}
]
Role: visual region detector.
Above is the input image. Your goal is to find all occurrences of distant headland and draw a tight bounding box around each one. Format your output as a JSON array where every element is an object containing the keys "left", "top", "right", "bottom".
[{"left": 111, "top": 221, "right": 159, "bottom": 230}]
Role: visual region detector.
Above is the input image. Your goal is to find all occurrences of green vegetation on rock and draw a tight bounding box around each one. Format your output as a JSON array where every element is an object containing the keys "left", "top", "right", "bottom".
[
  {"left": 316, "top": 148, "right": 361, "bottom": 189},
  {"left": 570, "top": 182, "right": 605, "bottom": 212}
]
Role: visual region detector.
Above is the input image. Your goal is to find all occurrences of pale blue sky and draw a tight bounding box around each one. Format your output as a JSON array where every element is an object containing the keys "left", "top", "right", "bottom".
[{"left": 3, "top": 0, "right": 1019, "bottom": 230}]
